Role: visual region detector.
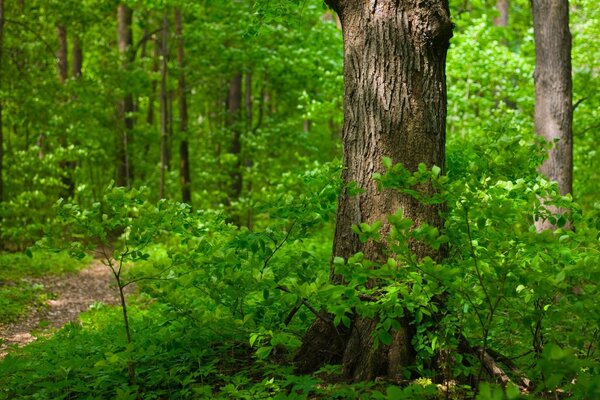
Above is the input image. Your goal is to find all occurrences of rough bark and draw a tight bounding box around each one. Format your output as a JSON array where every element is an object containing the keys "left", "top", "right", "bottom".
[
  {"left": 532, "top": 0, "right": 572, "bottom": 230},
  {"left": 226, "top": 73, "right": 243, "bottom": 223},
  {"left": 117, "top": 4, "right": 134, "bottom": 188},
  {"left": 494, "top": 0, "right": 509, "bottom": 27},
  {"left": 175, "top": 8, "right": 191, "bottom": 205},
  {"left": 159, "top": 13, "right": 169, "bottom": 199},
  {"left": 295, "top": 0, "right": 452, "bottom": 381}
]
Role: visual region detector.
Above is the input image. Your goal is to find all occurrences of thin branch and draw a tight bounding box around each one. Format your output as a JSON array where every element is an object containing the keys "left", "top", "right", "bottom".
[
  {"left": 276, "top": 285, "right": 332, "bottom": 324},
  {"left": 573, "top": 97, "right": 586, "bottom": 111},
  {"left": 131, "top": 27, "right": 162, "bottom": 59},
  {"left": 261, "top": 220, "right": 297, "bottom": 274}
]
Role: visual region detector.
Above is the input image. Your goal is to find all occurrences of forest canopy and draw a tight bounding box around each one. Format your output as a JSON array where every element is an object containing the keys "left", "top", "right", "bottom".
[{"left": 0, "top": 0, "right": 599, "bottom": 399}]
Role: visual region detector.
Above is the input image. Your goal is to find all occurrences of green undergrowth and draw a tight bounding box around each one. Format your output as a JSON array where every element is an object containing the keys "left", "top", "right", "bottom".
[
  {"left": 0, "top": 251, "right": 89, "bottom": 322},
  {"left": 0, "top": 299, "right": 457, "bottom": 399}
]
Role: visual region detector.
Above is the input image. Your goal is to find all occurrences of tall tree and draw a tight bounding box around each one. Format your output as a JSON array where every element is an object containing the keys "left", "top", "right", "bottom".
[
  {"left": 296, "top": 0, "right": 452, "bottom": 381},
  {"left": 244, "top": 71, "right": 253, "bottom": 228},
  {"left": 159, "top": 12, "right": 169, "bottom": 199},
  {"left": 0, "top": 0, "right": 4, "bottom": 209},
  {"left": 226, "top": 73, "right": 243, "bottom": 223},
  {"left": 175, "top": 8, "right": 191, "bottom": 205},
  {"left": 532, "top": 0, "right": 573, "bottom": 228},
  {"left": 57, "top": 23, "right": 76, "bottom": 198},
  {"left": 117, "top": 4, "right": 134, "bottom": 188}
]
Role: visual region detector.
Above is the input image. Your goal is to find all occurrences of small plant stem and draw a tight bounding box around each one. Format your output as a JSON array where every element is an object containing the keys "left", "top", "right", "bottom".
[{"left": 106, "top": 252, "right": 136, "bottom": 386}]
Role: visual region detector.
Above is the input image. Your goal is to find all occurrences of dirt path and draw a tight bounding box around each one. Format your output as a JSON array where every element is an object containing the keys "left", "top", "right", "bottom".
[{"left": 0, "top": 260, "right": 126, "bottom": 358}]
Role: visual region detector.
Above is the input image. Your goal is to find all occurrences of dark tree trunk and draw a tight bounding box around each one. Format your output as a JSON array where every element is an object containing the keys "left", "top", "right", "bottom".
[
  {"left": 175, "top": 8, "right": 191, "bottom": 205},
  {"left": 72, "top": 36, "right": 82, "bottom": 78},
  {"left": 56, "top": 25, "right": 68, "bottom": 83},
  {"left": 147, "top": 39, "right": 159, "bottom": 126},
  {"left": 0, "top": 0, "right": 4, "bottom": 209},
  {"left": 117, "top": 4, "right": 134, "bottom": 188},
  {"left": 56, "top": 25, "right": 75, "bottom": 198},
  {"left": 226, "top": 73, "right": 243, "bottom": 224},
  {"left": 494, "top": 0, "right": 509, "bottom": 27},
  {"left": 532, "top": 0, "right": 572, "bottom": 230},
  {"left": 295, "top": 0, "right": 452, "bottom": 381},
  {"left": 244, "top": 72, "right": 253, "bottom": 229},
  {"left": 159, "top": 13, "right": 169, "bottom": 199}
]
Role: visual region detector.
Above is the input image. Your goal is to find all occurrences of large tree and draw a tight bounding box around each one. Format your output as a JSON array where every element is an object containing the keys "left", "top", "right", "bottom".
[
  {"left": 296, "top": 0, "right": 452, "bottom": 381},
  {"left": 532, "top": 0, "right": 573, "bottom": 229}
]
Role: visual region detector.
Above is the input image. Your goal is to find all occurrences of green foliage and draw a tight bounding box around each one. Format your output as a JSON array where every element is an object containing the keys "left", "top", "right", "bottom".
[{"left": 0, "top": 0, "right": 599, "bottom": 398}]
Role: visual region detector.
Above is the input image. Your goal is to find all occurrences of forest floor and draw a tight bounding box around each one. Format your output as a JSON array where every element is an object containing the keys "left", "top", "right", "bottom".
[{"left": 0, "top": 260, "right": 128, "bottom": 359}]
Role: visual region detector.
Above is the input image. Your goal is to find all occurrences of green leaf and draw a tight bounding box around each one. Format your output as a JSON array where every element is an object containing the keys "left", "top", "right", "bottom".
[
  {"left": 379, "top": 330, "right": 393, "bottom": 346},
  {"left": 255, "top": 346, "right": 272, "bottom": 359}
]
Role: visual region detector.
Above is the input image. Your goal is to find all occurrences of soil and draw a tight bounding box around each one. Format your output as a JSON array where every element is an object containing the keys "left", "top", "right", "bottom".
[{"left": 0, "top": 260, "right": 130, "bottom": 359}]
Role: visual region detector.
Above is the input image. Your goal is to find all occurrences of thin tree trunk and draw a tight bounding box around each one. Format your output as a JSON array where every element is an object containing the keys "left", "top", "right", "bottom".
[
  {"left": 117, "top": 4, "right": 134, "bottom": 188},
  {"left": 159, "top": 13, "right": 169, "bottom": 199},
  {"left": 56, "top": 25, "right": 68, "bottom": 83},
  {"left": 295, "top": 0, "right": 452, "bottom": 381},
  {"left": 56, "top": 25, "right": 75, "bottom": 198},
  {"left": 175, "top": 8, "right": 191, "bottom": 205},
  {"left": 532, "top": 0, "right": 573, "bottom": 230},
  {"left": 147, "top": 39, "right": 159, "bottom": 126},
  {"left": 72, "top": 36, "right": 82, "bottom": 78},
  {"left": 0, "top": 0, "right": 4, "bottom": 210},
  {"left": 167, "top": 89, "right": 173, "bottom": 170},
  {"left": 226, "top": 73, "right": 243, "bottom": 224},
  {"left": 494, "top": 0, "right": 509, "bottom": 27},
  {"left": 244, "top": 72, "right": 253, "bottom": 229}
]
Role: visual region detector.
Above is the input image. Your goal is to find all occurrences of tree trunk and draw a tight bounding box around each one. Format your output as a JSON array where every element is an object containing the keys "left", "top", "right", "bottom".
[
  {"left": 295, "top": 0, "right": 452, "bottom": 382},
  {"left": 72, "top": 36, "right": 82, "bottom": 78},
  {"left": 147, "top": 38, "right": 159, "bottom": 126},
  {"left": 56, "top": 24, "right": 75, "bottom": 198},
  {"left": 0, "top": 0, "right": 4, "bottom": 209},
  {"left": 494, "top": 0, "right": 509, "bottom": 27},
  {"left": 117, "top": 4, "right": 134, "bottom": 188},
  {"left": 532, "top": 0, "right": 572, "bottom": 230},
  {"left": 175, "top": 8, "right": 191, "bottom": 205},
  {"left": 226, "top": 73, "right": 243, "bottom": 224},
  {"left": 244, "top": 72, "right": 253, "bottom": 229},
  {"left": 159, "top": 13, "right": 169, "bottom": 199},
  {"left": 56, "top": 25, "right": 68, "bottom": 83}
]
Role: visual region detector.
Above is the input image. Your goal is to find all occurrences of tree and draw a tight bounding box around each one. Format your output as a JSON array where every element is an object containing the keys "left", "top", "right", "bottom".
[
  {"left": 175, "top": 8, "right": 191, "bottom": 205},
  {"left": 226, "top": 73, "right": 243, "bottom": 224},
  {"left": 0, "top": 0, "right": 4, "bottom": 210},
  {"left": 295, "top": 0, "right": 452, "bottom": 381},
  {"left": 117, "top": 4, "right": 134, "bottom": 188},
  {"left": 72, "top": 35, "right": 82, "bottom": 78},
  {"left": 532, "top": 0, "right": 573, "bottom": 229},
  {"left": 56, "top": 25, "right": 68, "bottom": 83},
  {"left": 159, "top": 12, "right": 169, "bottom": 199}
]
